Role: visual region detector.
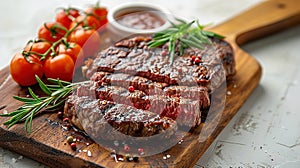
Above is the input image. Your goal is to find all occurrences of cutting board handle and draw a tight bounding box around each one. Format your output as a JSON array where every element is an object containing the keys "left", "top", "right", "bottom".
[{"left": 209, "top": 0, "right": 300, "bottom": 45}]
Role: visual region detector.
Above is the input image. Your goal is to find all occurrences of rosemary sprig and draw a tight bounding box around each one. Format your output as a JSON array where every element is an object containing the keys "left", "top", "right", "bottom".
[
  {"left": 147, "top": 19, "right": 224, "bottom": 64},
  {"left": 0, "top": 75, "right": 77, "bottom": 134}
]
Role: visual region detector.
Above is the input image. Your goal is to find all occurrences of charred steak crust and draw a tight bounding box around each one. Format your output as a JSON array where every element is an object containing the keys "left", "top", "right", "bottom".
[
  {"left": 83, "top": 37, "right": 234, "bottom": 90},
  {"left": 66, "top": 36, "right": 235, "bottom": 140},
  {"left": 65, "top": 96, "right": 177, "bottom": 141},
  {"left": 75, "top": 81, "right": 202, "bottom": 127}
]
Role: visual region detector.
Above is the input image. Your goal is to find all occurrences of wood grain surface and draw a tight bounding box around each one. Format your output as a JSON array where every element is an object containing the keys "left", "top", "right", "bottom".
[{"left": 0, "top": 0, "right": 299, "bottom": 167}]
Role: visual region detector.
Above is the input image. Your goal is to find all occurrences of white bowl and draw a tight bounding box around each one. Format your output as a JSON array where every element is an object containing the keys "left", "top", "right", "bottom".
[{"left": 107, "top": 2, "right": 172, "bottom": 37}]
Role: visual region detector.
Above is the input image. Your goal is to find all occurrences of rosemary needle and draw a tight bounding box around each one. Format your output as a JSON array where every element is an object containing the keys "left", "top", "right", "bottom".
[
  {"left": 147, "top": 18, "right": 224, "bottom": 64},
  {"left": 0, "top": 75, "right": 79, "bottom": 134}
]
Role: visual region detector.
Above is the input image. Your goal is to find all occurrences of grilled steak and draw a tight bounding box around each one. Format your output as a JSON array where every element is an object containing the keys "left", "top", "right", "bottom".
[
  {"left": 88, "top": 72, "right": 211, "bottom": 109},
  {"left": 82, "top": 37, "right": 234, "bottom": 91},
  {"left": 65, "top": 35, "right": 235, "bottom": 142},
  {"left": 65, "top": 96, "right": 177, "bottom": 141},
  {"left": 75, "top": 81, "right": 202, "bottom": 127}
]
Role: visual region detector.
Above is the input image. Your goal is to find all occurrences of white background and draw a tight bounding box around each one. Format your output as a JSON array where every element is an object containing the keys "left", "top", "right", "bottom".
[{"left": 0, "top": 0, "right": 300, "bottom": 167}]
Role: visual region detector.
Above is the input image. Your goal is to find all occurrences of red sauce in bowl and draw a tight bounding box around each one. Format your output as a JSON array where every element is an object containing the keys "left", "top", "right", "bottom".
[{"left": 116, "top": 11, "right": 166, "bottom": 30}]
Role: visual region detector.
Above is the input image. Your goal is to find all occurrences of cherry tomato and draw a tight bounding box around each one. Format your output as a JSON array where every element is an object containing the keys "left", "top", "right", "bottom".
[
  {"left": 69, "top": 15, "right": 101, "bottom": 30},
  {"left": 10, "top": 53, "right": 44, "bottom": 86},
  {"left": 85, "top": 5, "right": 108, "bottom": 19},
  {"left": 56, "top": 8, "right": 80, "bottom": 29},
  {"left": 24, "top": 41, "right": 51, "bottom": 54},
  {"left": 69, "top": 28, "right": 101, "bottom": 57},
  {"left": 99, "top": 18, "right": 108, "bottom": 29},
  {"left": 85, "top": 6, "right": 108, "bottom": 29},
  {"left": 38, "top": 22, "right": 66, "bottom": 43},
  {"left": 44, "top": 54, "right": 74, "bottom": 81},
  {"left": 86, "top": 6, "right": 107, "bottom": 17},
  {"left": 24, "top": 41, "right": 52, "bottom": 62},
  {"left": 57, "top": 42, "right": 84, "bottom": 68}
]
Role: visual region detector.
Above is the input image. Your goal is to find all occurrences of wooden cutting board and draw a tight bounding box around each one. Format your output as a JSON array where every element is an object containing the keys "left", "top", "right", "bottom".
[{"left": 0, "top": 0, "right": 300, "bottom": 167}]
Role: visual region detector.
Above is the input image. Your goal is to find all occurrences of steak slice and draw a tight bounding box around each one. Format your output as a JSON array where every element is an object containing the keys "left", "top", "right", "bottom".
[
  {"left": 64, "top": 96, "right": 177, "bottom": 141},
  {"left": 75, "top": 82, "right": 201, "bottom": 127},
  {"left": 90, "top": 72, "right": 210, "bottom": 99},
  {"left": 83, "top": 36, "right": 234, "bottom": 91},
  {"left": 90, "top": 72, "right": 167, "bottom": 95},
  {"left": 87, "top": 72, "right": 211, "bottom": 109}
]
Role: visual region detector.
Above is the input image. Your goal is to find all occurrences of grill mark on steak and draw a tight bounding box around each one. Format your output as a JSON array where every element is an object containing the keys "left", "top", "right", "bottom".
[
  {"left": 83, "top": 37, "right": 234, "bottom": 90},
  {"left": 90, "top": 72, "right": 167, "bottom": 95},
  {"left": 86, "top": 47, "right": 214, "bottom": 86},
  {"left": 88, "top": 72, "right": 211, "bottom": 109},
  {"left": 66, "top": 96, "right": 177, "bottom": 140},
  {"left": 75, "top": 82, "right": 202, "bottom": 127}
]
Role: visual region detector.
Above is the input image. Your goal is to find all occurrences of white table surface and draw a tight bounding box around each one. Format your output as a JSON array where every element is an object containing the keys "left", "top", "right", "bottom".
[{"left": 1, "top": 0, "right": 300, "bottom": 167}]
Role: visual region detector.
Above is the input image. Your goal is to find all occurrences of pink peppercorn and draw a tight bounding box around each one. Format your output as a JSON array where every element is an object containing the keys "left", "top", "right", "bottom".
[
  {"left": 138, "top": 148, "right": 144, "bottom": 153},
  {"left": 124, "top": 145, "right": 130, "bottom": 151},
  {"left": 194, "top": 57, "right": 201, "bottom": 64},
  {"left": 70, "top": 142, "right": 76, "bottom": 150},
  {"left": 161, "top": 50, "right": 167, "bottom": 56},
  {"left": 63, "top": 117, "right": 69, "bottom": 123},
  {"left": 191, "top": 55, "right": 196, "bottom": 61},
  {"left": 57, "top": 111, "right": 63, "bottom": 119},
  {"left": 128, "top": 86, "right": 135, "bottom": 92}
]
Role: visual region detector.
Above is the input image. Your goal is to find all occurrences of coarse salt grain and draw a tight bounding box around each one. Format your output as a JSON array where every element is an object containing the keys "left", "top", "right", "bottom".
[
  {"left": 114, "top": 141, "right": 119, "bottom": 146},
  {"left": 3, "top": 109, "right": 8, "bottom": 114},
  {"left": 163, "top": 156, "right": 167, "bottom": 160},
  {"left": 227, "top": 91, "right": 232, "bottom": 95},
  {"left": 12, "top": 158, "right": 17, "bottom": 163},
  {"left": 87, "top": 150, "right": 92, "bottom": 157},
  {"left": 166, "top": 154, "right": 171, "bottom": 158}
]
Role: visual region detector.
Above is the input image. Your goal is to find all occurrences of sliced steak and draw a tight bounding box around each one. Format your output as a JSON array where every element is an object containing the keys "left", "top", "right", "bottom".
[
  {"left": 67, "top": 35, "right": 234, "bottom": 140},
  {"left": 65, "top": 96, "right": 177, "bottom": 141},
  {"left": 83, "top": 37, "right": 234, "bottom": 91},
  {"left": 75, "top": 82, "right": 201, "bottom": 127},
  {"left": 88, "top": 72, "right": 211, "bottom": 109},
  {"left": 90, "top": 72, "right": 168, "bottom": 95}
]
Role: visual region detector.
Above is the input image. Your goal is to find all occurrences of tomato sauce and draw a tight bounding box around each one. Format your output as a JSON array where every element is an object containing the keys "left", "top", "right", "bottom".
[{"left": 116, "top": 11, "right": 165, "bottom": 30}]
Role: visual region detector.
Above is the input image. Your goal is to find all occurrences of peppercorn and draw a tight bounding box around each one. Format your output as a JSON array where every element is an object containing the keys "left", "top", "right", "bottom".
[
  {"left": 161, "top": 50, "right": 167, "bottom": 56},
  {"left": 191, "top": 55, "right": 196, "bottom": 62},
  {"left": 57, "top": 111, "right": 63, "bottom": 119},
  {"left": 128, "top": 86, "right": 135, "bottom": 92},
  {"left": 124, "top": 145, "right": 130, "bottom": 151},
  {"left": 63, "top": 117, "right": 69, "bottom": 123},
  {"left": 70, "top": 142, "right": 76, "bottom": 150},
  {"left": 125, "top": 154, "right": 133, "bottom": 162},
  {"left": 67, "top": 136, "right": 74, "bottom": 144},
  {"left": 137, "top": 148, "right": 144, "bottom": 154},
  {"left": 133, "top": 156, "right": 139, "bottom": 162},
  {"left": 194, "top": 57, "right": 201, "bottom": 64}
]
